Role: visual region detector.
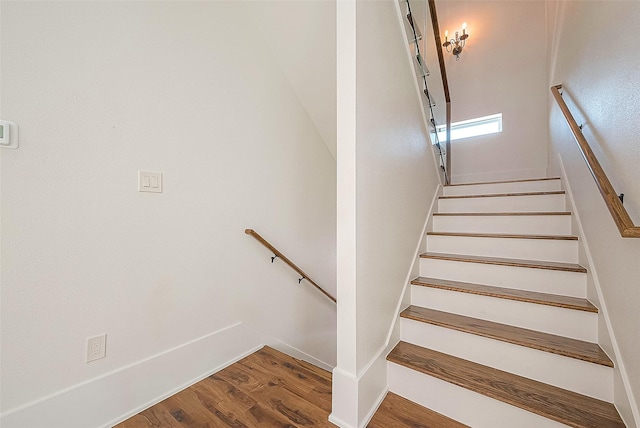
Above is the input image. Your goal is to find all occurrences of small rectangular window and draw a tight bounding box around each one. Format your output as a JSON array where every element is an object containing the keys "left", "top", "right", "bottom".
[{"left": 432, "top": 113, "right": 502, "bottom": 143}]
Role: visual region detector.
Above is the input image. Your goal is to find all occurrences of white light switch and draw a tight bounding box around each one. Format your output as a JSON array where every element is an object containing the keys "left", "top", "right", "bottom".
[{"left": 138, "top": 171, "right": 162, "bottom": 193}]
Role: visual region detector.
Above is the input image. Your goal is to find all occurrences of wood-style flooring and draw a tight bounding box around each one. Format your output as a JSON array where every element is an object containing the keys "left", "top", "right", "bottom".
[{"left": 114, "top": 346, "right": 447, "bottom": 428}]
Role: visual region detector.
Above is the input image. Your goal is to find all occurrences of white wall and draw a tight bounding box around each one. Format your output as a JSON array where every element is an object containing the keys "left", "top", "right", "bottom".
[
  {"left": 0, "top": 2, "right": 336, "bottom": 426},
  {"left": 244, "top": 1, "right": 337, "bottom": 159},
  {"left": 547, "top": 1, "right": 640, "bottom": 425},
  {"left": 426, "top": 0, "right": 549, "bottom": 183},
  {"left": 332, "top": 1, "right": 440, "bottom": 426}
]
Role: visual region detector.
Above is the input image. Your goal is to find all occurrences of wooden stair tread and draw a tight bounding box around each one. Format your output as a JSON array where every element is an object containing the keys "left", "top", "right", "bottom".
[
  {"left": 387, "top": 342, "right": 624, "bottom": 428},
  {"left": 440, "top": 190, "right": 565, "bottom": 199},
  {"left": 368, "top": 392, "right": 469, "bottom": 428},
  {"left": 427, "top": 231, "right": 578, "bottom": 240},
  {"left": 433, "top": 211, "right": 571, "bottom": 216},
  {"left": 400, "top": 306, "right": 612, "bottom": 366},
  {"left": 411, "top": 277, "right": 597, "bottom": 313},
  {"left": 445, "top": 177, "right": 561, "bottom": 187},
  {"left": 420, "top": 252, "right": 587, "bottom": 273}
]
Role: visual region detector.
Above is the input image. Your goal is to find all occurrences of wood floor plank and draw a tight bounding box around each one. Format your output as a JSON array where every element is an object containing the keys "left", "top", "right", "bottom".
[
  {"left": 426, "top": 231, "right": 578, "bottom": 240},
  {"left": 440, "top": 190, "right": 565, "bottom": 199},
  {"left": 115, "top": 404, "right": 185, "bottom": 428},
  {"left": 400, "top": 306, "right": 612, "bottom": 366},
  {"left": 410, "top": 277, "right": 598, "bottom": 312},
  {"left": 114, "top": 346, "right": 336, "bottom": 428},
  {"left": 215, "top": 359, "right": 334, "bottom": 426},
  {"left": 387, "top": 342, "right": 625, "bottom": 428},
  {"left": 261, "top": 346, "right": 332, "bottom": 382},
  {"left": 368, "top": 392, "right": 469, "bottom": 428},
  {"left": 199, "top": 375, "right": 298, "bottom": 427},
  {"left": 420, "top": 252, "right": 587, "bottom": 273},
  {"left": 239, "top": 350, "right": 332, "bottom": 412}
]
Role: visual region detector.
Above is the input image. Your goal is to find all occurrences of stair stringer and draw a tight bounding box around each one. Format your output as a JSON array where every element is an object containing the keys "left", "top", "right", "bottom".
[{"left": 558, "top": 156, "right": 639, "bottom": 427}]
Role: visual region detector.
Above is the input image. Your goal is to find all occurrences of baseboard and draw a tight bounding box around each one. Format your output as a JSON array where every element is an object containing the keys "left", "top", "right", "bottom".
[
  {"left": 0, "top": 322, "right": 264, "bottom": 428},
  {"left": 254, "top": 327, "right": 335, "bottom": 372},
  {"left": 557, "top": 155, "right": 639, "bottom": 427},
  {"left": 329, "top": 353, "right": 389, "bottom": 428}
]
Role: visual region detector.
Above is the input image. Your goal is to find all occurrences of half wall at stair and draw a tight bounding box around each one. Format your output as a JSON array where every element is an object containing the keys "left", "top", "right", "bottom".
[{"left": 332, "top": 1, "right": 441, "bottom": 427}]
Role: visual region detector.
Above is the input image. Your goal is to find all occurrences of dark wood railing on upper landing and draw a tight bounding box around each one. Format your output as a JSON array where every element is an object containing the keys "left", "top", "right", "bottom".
[
  {"left": 245, "top": 229, "right": 337, "bottom": 302},
  {"left": 550, "top": 85, "right": 640, "bottom": 238},
  {"left": 428, "top": 0, "right": 451, "bottom": 185}
]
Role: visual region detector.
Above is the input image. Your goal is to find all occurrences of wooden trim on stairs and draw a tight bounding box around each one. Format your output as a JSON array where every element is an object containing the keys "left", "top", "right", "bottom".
[
  {"left": 444, "top": 177, "right": 561, "bottom": 187},
  {"left": 551, "top": 84, "right": 640, "bottom": 238},
  {"left": 399, "top": 306, "right": 612, "bottom": 367},
  {"left": 427, "top": 232, "right": 578, "bottom": 240},
  {"left": 410, "top": 277, "right": 598, "bottom": 312},
  {"left": 439, "top": 191, "right": 565, "bottom": 200},
  {"left": 420, "top": 252, "right": 587, "bottom": 273},
  {"left": 433, "top": 211, "right": 571, "bottom": 216},
  {"left": 387, "top": 342, "right": 624, "bottom": 427}
]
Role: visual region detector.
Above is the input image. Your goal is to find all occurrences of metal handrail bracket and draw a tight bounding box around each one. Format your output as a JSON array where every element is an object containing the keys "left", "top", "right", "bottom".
[
  {"left": 550, "top": 84, "right": 640, "bottom": 238},
  {"left": 244, "top": 229, "right": 337, "bottom": 302}
]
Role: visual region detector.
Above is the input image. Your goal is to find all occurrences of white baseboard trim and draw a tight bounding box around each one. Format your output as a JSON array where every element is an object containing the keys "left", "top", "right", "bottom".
[
  {"left": 0, "top": 322, "right": 264, "bottom": 428},
  {"left": 252, "top": 327, "right": 334, "bottom": 372},
  {"left": 557, "top": 155, "right": 640, "bottom": 427}
]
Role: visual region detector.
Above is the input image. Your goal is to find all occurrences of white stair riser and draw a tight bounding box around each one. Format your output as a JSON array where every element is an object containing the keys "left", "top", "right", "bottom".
[
  {"left": 399, "top": 320, "right": 613, "bottom": 401},
  {"left": 388, "top": 362, "right": 569, "bottom": 428},
  {"left": 410, "top": 285, "right": 597, "bottom": 341},
  {"left": 433, "top": 214, "right": 571, "bottom": 235},
  {"left": 444, "top": 180, "right": 562, "bottom": 196},
  {"left": 438, "top": 194, "right": 566, "bottom": 213},
  {"left": 419, "top": 258, "right": 586, "bottom": 297},
  {"left": 427, "top": 235, "right": 578, "bottom": 263}
]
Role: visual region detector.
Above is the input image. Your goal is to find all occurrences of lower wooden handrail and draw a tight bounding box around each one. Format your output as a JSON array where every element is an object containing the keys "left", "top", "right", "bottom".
[
  {"left": 245, "top": 229, "right": 337, "bottom": 303},
  {"left": 551, "top": 84, "right": 640, "bottom": 238}
]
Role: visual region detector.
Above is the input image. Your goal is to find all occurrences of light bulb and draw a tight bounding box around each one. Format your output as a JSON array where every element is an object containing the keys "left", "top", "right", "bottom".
[
  {"left": 444, "top": 30, "right": 448, "bottom": 40},
  {"left": 462, "top": 22, "right": 467, "bottom": 30}
]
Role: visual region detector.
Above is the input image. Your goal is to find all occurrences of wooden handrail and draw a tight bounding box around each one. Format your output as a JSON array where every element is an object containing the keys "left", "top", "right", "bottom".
[
  {"left": 428, "top": 0, "right": 451, "bottom": 184},
  {"left": 550, "top": 84, "right": 640, "bottom": 238},
  {"left": 244, "top": 229, "right": 337, "bottom": 302}
]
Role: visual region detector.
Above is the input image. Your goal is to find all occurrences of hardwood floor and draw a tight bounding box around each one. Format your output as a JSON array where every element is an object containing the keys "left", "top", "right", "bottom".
[
  {"left": 115, "top": 346, "right": 335, "bottom": 428},
  {"left": 114, "top": 346, "right": 451, "bottom": 427},
  {"left": 368, "top": 392, "right": 468, "bottom": 428}
]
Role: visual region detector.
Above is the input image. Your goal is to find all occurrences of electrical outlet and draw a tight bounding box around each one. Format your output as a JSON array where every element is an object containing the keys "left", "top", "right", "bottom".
[{"left": 86, "top": 334, "right": 106, "bottom": 362}]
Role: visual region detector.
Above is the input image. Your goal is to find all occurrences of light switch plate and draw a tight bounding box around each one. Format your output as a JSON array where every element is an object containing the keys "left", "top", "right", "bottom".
[
  {"left": 138, "top": 170, "right": 162, "bottom": 193},
  {"left": 0, "top": 120, "right": 19, "bottom": 149}
]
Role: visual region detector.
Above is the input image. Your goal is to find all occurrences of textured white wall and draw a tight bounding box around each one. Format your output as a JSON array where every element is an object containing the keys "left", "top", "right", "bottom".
[
  {"left": 547, "top": 1, "right": 640, "bottom": 425},
  {"left": 426, "top": 0, "right": 549, "bottom": 183},
  {"left": 244, "top": 1, "right": 337, "bottom": 159},
  {"left": 0, "top": 1, "right": 336, "bottom": 423}
]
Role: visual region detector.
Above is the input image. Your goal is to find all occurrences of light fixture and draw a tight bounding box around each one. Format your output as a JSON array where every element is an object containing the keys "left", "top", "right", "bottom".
[{"left": 442, "top": 22, "right": 469, "bottom": 60}]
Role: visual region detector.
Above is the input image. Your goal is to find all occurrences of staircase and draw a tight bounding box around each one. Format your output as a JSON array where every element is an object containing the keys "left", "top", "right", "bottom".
[{"left": 385, "top": 177, "right": 626, "bottom": 427}]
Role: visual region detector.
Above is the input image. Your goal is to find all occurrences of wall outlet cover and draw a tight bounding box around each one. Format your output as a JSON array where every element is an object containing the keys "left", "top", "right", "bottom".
[{"left": 86, "top": 334, "right": 107, "bottom": 362}]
